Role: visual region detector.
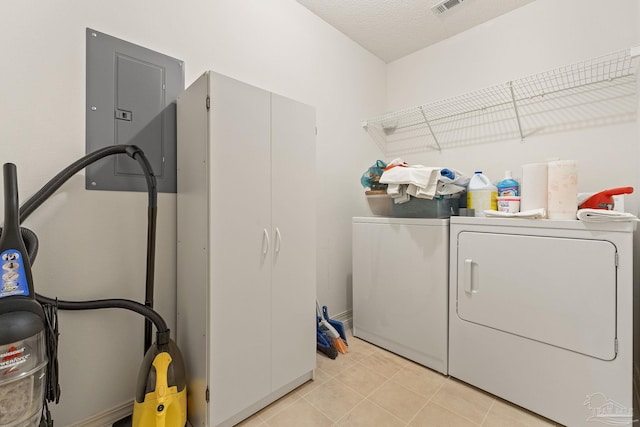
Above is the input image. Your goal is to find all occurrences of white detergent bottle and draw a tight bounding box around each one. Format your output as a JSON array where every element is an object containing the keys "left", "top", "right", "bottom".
[{"left": 467, "top": 171, "right": 497, "bottom": 217}]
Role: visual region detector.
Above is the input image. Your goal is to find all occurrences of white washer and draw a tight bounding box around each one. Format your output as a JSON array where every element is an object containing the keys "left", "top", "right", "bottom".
[
  {"left": 448, "top": 216, "right": 636, "bottom": 426},
  {"left": 352, "top": 217, "right": 449, "bottom": 374}
]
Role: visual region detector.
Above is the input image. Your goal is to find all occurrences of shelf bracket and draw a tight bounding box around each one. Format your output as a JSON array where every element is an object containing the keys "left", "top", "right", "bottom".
[
  {"left": 509, "top": 81, "right": 525, "bottom": 141},
  {"left": 418, "top": 106, "right": 441, "bottom": 152}
]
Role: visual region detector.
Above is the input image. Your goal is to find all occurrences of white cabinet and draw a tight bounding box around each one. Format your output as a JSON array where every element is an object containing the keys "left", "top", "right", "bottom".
[
  {"left": 449, "top": 217, "right": 635, "bottom": 427},
  {"left": 352, "top": 217, "right": 449, "bottom": 374},
  {"left": 176, "top": 72, "right": 316, "bottom": 427}
]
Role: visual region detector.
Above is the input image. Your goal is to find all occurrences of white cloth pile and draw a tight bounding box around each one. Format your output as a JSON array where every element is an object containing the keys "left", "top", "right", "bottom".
[
  {"left": 576, "top": 209, "right": 639, "bottom": 222},
  {"left": 379, "top": 159, "right": 469, "bottom": 204},
  {"left": 483, "top": 208, "right": 639, "bottom": 222},
  {"left": 484, "top": 209, "right": 547, "bottom": 219}
]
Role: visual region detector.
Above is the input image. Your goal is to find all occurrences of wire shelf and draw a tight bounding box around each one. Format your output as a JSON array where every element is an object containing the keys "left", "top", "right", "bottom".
[{"left": 363, "top": 47, "right": 640, "bottom": 156}]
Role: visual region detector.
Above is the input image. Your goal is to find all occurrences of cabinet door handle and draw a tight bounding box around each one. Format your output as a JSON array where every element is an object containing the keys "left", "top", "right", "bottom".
[
  {"left": 275, "top": 227, "right": 282, "bottom": 253},
  {"left": 263, "top": 229, "right": 270, "bottom": 255},
  {"left": 463, "top": 259, "right": 475, "bottom": 294}
]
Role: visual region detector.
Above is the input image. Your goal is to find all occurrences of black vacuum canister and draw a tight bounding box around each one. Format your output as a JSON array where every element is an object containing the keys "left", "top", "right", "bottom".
[{"left": 0, "top": 163, "right": 47, "bottom": 427}]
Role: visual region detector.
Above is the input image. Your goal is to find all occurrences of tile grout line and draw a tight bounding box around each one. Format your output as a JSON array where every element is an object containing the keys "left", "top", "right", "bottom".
[
  {"left": 303, "top": 355, "right": 375, "bottom": 424},
  {"left": 330, "top": 354, "right": 396, "bottom": 399},
  {"left": 318, "top": 351, "right": 406, "bottom": 426},
  {"left": 358, "top": 359, "right": 437, "bottom": 426},
  {"left": 449, "top": 378, "right": 497, "bottom": 426},
  {"left": 330, "top": 398, "right": 368, "bottom": 426},
  {"left": 300, "top": 392, "right": 352, "bottom": 425},
  {"left": 428, "top": 377, "right": 491, "bottom": 426},
  {"left": 480, "top": 398, "right": 497, "bottom": 426},
  {"left": 362, "top": 394, "right": 410, "bottom": 427},
  {"left": 381, "top": 373, "right": 440, "bottom": 426},
  {"left": 255, "top": 393, "right": 301, "bottom": 424},
  {"left": 402, "top": 375, "right": 448, "bottom": 426},
  {"left": 324, "top": 344, "right": 398, "bottom": 424},
  {"left": 332, "top": 342, "right": 447, "bottom": 426}
]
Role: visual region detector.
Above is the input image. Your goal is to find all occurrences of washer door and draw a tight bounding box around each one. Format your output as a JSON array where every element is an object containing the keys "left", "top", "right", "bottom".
[{"left": 456, "top": 232, "right": 617, "bottom": 360}]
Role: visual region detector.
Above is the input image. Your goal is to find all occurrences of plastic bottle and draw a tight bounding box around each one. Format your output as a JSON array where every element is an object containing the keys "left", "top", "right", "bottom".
[
  {"left": 496, "top": 171, "right": 520, "bottom": 196},
  {"left": 467, "top": 171, "right": 497, "bottom": 217}
]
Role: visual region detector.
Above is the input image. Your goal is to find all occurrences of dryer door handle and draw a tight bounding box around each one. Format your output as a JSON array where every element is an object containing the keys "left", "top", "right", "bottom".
[{"left": 463, "top": 259, "right": 476, "bottom": 294}]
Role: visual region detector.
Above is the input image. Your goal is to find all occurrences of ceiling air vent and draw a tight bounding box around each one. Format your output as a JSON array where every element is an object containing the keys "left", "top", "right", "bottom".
[{"left": 431, "top": 0, "right": 465, "bottom": 15}]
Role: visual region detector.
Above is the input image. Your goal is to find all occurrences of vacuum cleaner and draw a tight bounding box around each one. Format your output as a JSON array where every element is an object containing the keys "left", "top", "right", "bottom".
[
  {"left": 0, "top": 164, "right": 47, "bottom": 427},
  {"left": 0, "top": 146, "right": 187, "bottom": 427}
]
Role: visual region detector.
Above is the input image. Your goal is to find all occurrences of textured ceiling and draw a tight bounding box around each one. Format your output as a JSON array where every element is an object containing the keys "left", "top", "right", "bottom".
[{"left": 296, "top": 0, "right": 535, "bottom": 63}]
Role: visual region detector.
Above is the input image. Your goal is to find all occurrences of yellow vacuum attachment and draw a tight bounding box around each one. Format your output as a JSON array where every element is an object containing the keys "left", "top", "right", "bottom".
[{"left": 133, "top": 344, "right": 187, "bottom": 427}]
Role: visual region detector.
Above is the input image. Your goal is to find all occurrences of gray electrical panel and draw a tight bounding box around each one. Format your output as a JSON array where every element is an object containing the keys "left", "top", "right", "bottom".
[{"left": 86, "top": 28, "right": 184, "bottom": 193}]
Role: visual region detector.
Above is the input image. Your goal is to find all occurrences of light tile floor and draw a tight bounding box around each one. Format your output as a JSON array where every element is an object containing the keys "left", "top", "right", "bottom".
[{"left": 237, "top": 330, "right": 561, "bottom": 426}]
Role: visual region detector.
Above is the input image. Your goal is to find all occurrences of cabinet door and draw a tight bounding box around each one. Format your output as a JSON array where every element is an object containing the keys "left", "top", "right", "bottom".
[
  {"left": 270, "top": 93, "right": 316, "bottom": 390},
  {"left": 456, "top": 232, "right": 617, "bottom": 360},
  {"left": 208, "top": 73, "right": 272, "bottom": 424}
]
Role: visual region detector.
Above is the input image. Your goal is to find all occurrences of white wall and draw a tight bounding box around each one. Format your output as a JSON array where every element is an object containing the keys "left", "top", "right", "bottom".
[
  {"left": 386, "top": 0, "right": 640, "bottom": 212},
  {"left": 1, "top": 1, "right": 385, "bottom": 424}
]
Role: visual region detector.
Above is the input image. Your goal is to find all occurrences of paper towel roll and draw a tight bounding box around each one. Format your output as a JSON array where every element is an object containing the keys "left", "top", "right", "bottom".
[
  {"left": 521, "top": 163, "right": 548, "bottom": 214},
  {"left": 547, "top": 160, "right": 578, "bottom": 220}
]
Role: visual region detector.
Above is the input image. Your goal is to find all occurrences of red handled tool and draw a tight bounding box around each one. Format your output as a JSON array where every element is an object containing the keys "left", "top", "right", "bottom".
[{"left": 579, "top": 187, "right": 634, "bottom": 210}]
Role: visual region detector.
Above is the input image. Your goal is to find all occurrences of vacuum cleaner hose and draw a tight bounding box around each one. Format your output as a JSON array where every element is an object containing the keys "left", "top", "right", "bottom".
[
  {"left": 19, "top": 144, "right": 160, "bottom": 352},
  {"left": 0, "top": 226, "right": 39, "bottom": 265},
  {"left": 20, "top": 227, "right": 39, "bottom": 262},
  {"left": 20, "top": 144, "right": 157, "bottom": 221},
  {"left": 34, "top": 294, "right": 171, "bottom": 347}
]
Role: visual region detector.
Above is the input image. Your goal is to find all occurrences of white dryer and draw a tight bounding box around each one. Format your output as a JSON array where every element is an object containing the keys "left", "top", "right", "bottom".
[{"left": 448, "top": 217, "right": 636, "bottom": 426}]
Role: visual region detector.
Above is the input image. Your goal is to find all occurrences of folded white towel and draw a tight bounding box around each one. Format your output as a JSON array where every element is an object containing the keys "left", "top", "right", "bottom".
[
  {"left": 380, "top": 166, "right": 439, "bottom": 187},
  {"left": 381, "top": 166, "right": 440, "bottom": 199},
  {"left": 576, "top": 209, "right": 639, "bottom": 222},
  {"left": 386, "top": 184, "right": 401, "bottom": 197},
  {"left": 392, "top": 186, "right": 410, "bottom": 204},
  {"left": 484, "top": 208, "right": 546, "bottom": 219},
  {"left": 406, "top": 182, "right": 438, "bottom": 199}
]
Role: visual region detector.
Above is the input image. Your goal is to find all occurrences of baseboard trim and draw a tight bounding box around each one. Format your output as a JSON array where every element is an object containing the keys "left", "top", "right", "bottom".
[
  {"left": 68, "top": 400, "right": 132, "bottom": 427},
  {"left": 333, "top": 309, "right": 352, "bottom": 330}
]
